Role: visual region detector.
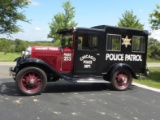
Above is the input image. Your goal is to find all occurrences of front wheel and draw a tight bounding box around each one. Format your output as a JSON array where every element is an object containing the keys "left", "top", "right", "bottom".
[
  {"left": 111, "top": 68, "right": 132, "bottom": 91},
  {"left": 16, "top": 67, "right": 47, "bottom": 96}
]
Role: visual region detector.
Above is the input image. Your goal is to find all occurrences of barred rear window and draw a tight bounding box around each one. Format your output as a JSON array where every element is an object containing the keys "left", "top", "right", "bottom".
[
  {"left": 132, "top": 36, "right": 145, "bottom": 52},
  {"left": 106, "top": 34, "right": 121, "bottom": 51}
]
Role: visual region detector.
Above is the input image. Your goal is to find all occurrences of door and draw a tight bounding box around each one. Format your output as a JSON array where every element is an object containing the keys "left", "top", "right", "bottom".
[
  {"left": 61, "top": 47, "right": 74, "bottom": 72},
  {"left": 60, "top": 33, "right": 74, "bottom": 72},
  {"left": 74, "top": 33, "right": 100, "bottom": 75}
]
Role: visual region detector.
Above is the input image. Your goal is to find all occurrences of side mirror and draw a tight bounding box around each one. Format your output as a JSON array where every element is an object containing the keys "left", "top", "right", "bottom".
[{"left": 61, "top": 39, "right": 65, "bottom": 46}]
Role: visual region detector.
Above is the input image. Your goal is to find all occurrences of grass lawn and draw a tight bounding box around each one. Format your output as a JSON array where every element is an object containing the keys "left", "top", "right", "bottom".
[
  {"left": 134, "top": 67, "right": 160, "bottom": 89},
  {"left": 147, "top": 59, "right": 160, "bottom": 63},
  {"left": 0, "top": 52, "right": 21, "bottom": 62}
]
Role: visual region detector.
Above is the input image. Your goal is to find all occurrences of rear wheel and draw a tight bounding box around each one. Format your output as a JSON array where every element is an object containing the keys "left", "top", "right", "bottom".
[
  {"left": 111, "top": 68, "right": 132, "bottom": 91},
  {"left": 16, "top": 67, "right": 47, "bottom": 96}
]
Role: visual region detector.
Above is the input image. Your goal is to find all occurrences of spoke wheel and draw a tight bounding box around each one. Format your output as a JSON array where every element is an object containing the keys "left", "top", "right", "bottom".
[
  {"left": 16, "top": 67, "right": 47, "bottom": 96},
  {"left": 111, "top": 68, "right": 132, "bottom": 91}
]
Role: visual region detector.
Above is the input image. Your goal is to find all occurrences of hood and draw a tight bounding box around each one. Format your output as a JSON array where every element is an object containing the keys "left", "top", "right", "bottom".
[
  {"left": 31, "top": 46, "right": 61, "bottom": 58},
  {"left": 30, "top": 46, "right": 61, "bottom": 68}
]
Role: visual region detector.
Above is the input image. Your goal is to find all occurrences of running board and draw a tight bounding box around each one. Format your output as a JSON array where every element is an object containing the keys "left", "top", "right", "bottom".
[
  {"left": 75, "top": 77, "right": 109, "bottom": 83},
  {"left": 63, "top": 76, "right": 110, "bottom": 83},
  {"left": 77, "top": 80, "right": 109, "bottom": 83}
]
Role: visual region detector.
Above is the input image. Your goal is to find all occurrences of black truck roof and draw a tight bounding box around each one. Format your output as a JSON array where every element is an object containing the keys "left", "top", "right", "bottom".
[
  {"left": 92, "top": 25, "right": 148, "bottom": 35},
  {"left": 57, "top": 25, "right": 148, "bottom": 35}
]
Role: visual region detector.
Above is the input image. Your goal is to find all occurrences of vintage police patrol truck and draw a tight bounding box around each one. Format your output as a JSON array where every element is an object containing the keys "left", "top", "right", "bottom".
[{"left": 10, "top": 25, "right": 149, "bottom": 95}]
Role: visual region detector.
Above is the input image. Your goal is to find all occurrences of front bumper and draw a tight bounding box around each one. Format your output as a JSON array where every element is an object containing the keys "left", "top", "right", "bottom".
[
  {"left": 9, "top": 57, "right": 23, "bottom": 80},
  {"left": 9, "top": 67, "right": 16, "bottom": 80}
]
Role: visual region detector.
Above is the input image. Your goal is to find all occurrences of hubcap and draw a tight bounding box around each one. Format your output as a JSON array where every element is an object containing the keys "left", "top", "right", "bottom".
[
  {"left": 115, "top": 72, "right": 129, "bottom": 88},
  {"left": 26, "top": 75, "right": 38, "bottom": 86},
  {"left": 30, "top": 79, "right": 35, "bottom": 84}
]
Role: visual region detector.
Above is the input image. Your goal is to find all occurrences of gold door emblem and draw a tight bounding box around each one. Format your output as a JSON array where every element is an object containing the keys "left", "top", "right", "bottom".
[{"left": 122, "top": 36, "right": 131, "bottom": 48}]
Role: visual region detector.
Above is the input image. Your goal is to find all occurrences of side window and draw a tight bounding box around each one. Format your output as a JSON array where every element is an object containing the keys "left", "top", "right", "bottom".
[
  {"left": 106, "top": 34, "right": 121, "bottom": 51},
  {"left": 132, "top": 36, "right": 145, "bottom": 52},
  {"left": 78, "top": 34, "right": 98, "bottom": 50}
]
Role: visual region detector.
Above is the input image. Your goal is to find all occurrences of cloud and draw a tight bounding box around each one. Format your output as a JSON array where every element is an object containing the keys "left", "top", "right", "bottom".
[
  {"left": 138, "top": 9, "right": 143, "bottom": 13},
  {"left": 150, "top": 29, "right": 160, "bottom": 41},
  {"left": 34, "top": 27, "right": 42, "bottom": 31},
  {"left": 28, "top": 0, "right": 40, "bottom": 6}
]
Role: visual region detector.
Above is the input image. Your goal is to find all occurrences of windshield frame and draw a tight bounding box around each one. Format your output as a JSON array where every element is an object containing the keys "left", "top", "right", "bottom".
[{"left": 61, "top": 33, "right": 74, "bottom": 48}]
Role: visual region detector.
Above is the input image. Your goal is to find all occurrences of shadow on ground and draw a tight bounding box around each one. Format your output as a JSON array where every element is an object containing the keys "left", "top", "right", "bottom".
[
  {"left": 44, "top": 82, "right": 112, "bottom": 93},
  {"left": 0, "top": 81, "right": 19, "bottom": 96},
  {"left": 0, "top": 79, "right": 134, "bottom": 96}
]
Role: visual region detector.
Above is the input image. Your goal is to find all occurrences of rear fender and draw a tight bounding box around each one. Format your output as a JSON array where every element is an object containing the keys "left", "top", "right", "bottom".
[{"left": 107, "top": 63, "right": 137, "bottom": 79}]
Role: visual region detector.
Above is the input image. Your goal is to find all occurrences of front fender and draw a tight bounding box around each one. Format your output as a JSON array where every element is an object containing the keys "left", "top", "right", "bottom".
[
  {"left": 107, "top": 63, "right": 137, "bottom": 79},
  {"left": 14, "top": 58, "right": 64, "bottom": 78},
  {"left": 14, "top": 57, "right": 24, "bottom": 62}
]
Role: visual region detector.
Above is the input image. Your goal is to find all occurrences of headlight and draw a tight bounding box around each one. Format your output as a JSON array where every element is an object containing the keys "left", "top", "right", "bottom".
[
  {"left": 22, "top": 46, "right": 32, "bottom": 58},
  {"left": 26, "top": 46, "right": 32, "bottom": 53}
]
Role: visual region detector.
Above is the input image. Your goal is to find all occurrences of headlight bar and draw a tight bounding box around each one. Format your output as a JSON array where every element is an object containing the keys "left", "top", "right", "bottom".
[{"left": 22, "top": 46, "right": 32, "bottom": 58}]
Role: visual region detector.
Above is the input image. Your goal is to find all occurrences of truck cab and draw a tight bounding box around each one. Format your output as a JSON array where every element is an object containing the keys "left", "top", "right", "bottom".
[{"left": 10, "top": 25, "right": 149, "bottom": 95}]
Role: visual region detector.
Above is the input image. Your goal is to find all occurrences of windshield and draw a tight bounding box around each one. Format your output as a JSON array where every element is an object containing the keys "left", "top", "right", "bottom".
[{"left": 61, "top": 34, "right": 73, "bottom": 47}]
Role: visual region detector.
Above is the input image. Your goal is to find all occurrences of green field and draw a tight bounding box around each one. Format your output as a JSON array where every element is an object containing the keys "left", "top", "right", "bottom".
[
  {"left": 147, "top": 59, "right": 160, "bottom": 63},
  {"left": 0, "top": 52, "right": 21, "bottom": 62},
  {"left": 134, "top": 67, "right": 160, "bottom": 89}
]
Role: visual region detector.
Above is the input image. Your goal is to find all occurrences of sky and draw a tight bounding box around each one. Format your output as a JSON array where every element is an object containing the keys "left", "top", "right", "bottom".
[{"left": 0, "top": 0, "right": 160, "bottom": 41}]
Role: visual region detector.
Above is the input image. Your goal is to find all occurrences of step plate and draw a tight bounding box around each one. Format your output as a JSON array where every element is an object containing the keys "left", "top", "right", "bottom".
[{"left": 75, "top": 78, "right": 109, "bottom": 83}]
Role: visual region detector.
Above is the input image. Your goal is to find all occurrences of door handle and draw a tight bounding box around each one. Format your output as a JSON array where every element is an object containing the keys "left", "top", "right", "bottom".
[{"left": 96, "top": 53, "right": 100, "bottom": 56}]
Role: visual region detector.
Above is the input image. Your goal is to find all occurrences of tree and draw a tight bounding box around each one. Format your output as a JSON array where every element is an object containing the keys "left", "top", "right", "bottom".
[
  {"left": 48, "top": 1, "right": 77, "bottom": 44},
  {"left": 148, "top": 38, "right": 160, "bottom": 60},
  {"left": 14, "top": 39, "right": 27, "bottom": 52},
  {"left": 0, "top": 0, "right": 30, "bottom": 35},
  {"left": 118, "top": 10, "right": 144, "bottom": 29},
  {"left": 0, "top": 38, "right": 11, "bottom": 54},
  {"left": 148, "top": 38, "right": 159, "bottom": 49},
  {"left": 149, "top": 4, "right": 160, "bottom": 30}
]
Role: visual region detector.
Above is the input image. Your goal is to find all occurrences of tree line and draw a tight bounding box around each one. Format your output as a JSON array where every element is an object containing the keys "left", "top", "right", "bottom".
[
  {"left": 148, "top": 38, "right": 160, "bottom": 60},
  {"left": 1, "top": 36, "right": 160, "bottom": 60},
  {"left": 0, "top": 38, "right": 52, "bottom": 54}
]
